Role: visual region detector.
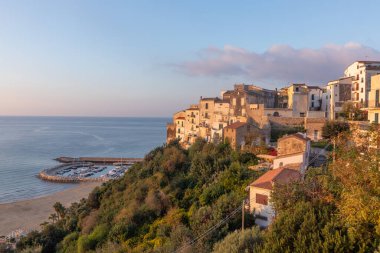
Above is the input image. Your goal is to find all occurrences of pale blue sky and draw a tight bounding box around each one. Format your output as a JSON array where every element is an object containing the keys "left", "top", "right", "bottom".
[{"left": 1, "top": 1, "right": 380, "bottom": 117}]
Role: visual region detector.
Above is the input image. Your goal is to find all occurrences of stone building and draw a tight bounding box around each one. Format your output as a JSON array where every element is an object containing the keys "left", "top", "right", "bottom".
[
  {"left": 223, "top": 122, "right": 261, "bottom": 150},
  {"left": 248, "top": 168, "right": 301, "bottom": 227},
  {"left": 273, "top": 133, "right": 311, "bottom": 174},
  {"left": 222, "top": 84, "right": 277, "bottom": 124},
  {"left": 304, "top": 117, "right": 326, "bottom": 141}
]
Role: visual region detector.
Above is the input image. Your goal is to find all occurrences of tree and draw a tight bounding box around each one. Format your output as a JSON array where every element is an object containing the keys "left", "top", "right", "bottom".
[
  {"left": 340, "top": 101, "right": 366, "bottom": 121},
  {"left": 48, "top": 213, "right": 58, "bottom": 224},
  {"left": 322, "top": 121, "right": 350, "bottom": 161},
  {"left": 53, "top": 202, "right": 66, "bottom": 220}
]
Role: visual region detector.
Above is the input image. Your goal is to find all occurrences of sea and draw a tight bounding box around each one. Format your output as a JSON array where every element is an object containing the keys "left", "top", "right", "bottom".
[{"left": 0, "top": 116, "right": 169, "bottom": 204}]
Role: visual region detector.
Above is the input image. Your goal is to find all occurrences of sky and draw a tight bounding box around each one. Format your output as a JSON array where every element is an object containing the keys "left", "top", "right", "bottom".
[{"left": 1, "top": 0, "right": 380, "bottom": 117}]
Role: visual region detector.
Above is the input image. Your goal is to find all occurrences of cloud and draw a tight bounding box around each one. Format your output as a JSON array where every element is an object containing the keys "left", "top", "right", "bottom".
[{"left": 174, "top": 43, "right": 380, "bottom": 84}]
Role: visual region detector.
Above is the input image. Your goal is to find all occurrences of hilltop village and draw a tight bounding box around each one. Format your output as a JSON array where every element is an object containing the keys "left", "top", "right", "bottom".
[
  {"left": 167, "top": 60, "right": 380, "bottom": 149},
  {"left": 166, "top": 60, "right": 380, "bottom": 228}
]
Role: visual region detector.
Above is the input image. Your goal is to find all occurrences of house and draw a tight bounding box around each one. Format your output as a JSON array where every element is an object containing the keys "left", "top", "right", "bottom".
[
  {"left": 223, "top": 122, "right": 250, "bottom": 150},
  {"left": 273, "top": 133, "right": 311, "bottom": 174},
  {"left": 304, "top": 117, "right": 326, "bottom": 141},
  {"left": 366, "top": 74, "right": 380, "bottom": 123},
  {"left": 248, "top": 168, "right": 301, "bottom": 227}
]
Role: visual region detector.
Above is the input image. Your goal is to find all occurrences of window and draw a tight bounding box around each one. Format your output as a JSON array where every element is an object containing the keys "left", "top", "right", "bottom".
[
  {"left": 295, "top": 87, "right": 299, "bottom": 92},
  {"left": 205, "top": 112, "right": 208, "bottom": 118},
  {"left": 311, "top": 94, "right": 315, "bottom": 100},
  {"left": 376, "top": 90, "right": 379, "bottom": 107},
  {"left": 311, "top": 102, "right": 314, "bottom": 108},
  {"left": 361, "top": 88, "right": 363, "bottom": 93},
  {"left": 205, "top": 103, "right": 209, "bottom": 109},
  {"left": 255, "top": 214, "right": 268, "bottom": 221},
  {"left": 178, "top": 129, "right": 180, "bottom": 133},
  {"left": 300, "top": 112, "right": 306, "bottom": 117},
  {"left": 256, "top": 194, "right": 268, "bottom": 205},
  {"left": 375, "top": 113, "right": 379, "bottom": 124},
  {"left": 314, "top": 130, "right": 318, "bottom": 141},
  {"left": 361, "top": 78, "right": 364, "bottom": 83}
]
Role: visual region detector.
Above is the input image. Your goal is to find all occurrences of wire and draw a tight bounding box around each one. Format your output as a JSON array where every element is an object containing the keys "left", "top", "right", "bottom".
[{"left": 173, "top": 205, "right": 242, "bottom": 253}]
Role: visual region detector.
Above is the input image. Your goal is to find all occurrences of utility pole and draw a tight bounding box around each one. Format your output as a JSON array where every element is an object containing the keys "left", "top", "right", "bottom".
[{"left": 242, "top": 200, "right": 245, "bottom": 231}]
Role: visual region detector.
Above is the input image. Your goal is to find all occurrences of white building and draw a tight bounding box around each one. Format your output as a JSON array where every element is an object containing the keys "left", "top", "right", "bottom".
[
  {"left": 344, "top": 61, "right": 380, "bottom": 107},
  {"left": 248, "top": 168, "right": 300, "bottom": 227},
  {"left": 307, "top": 86, "right": 323, "bottom": 111},
  {"left": 322, "top": 77, "right": 352, "bottom": 120}
]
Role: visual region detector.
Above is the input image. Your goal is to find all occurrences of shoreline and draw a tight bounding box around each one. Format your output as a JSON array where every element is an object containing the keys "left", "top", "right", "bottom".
[{"left": 0, "top": 182, "right": 102, "bottom": 236}]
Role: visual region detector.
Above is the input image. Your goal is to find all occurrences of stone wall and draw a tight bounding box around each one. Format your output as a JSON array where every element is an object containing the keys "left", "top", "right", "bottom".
[{"left": 268, "top": 116, "right": 305, "bottom": 128}]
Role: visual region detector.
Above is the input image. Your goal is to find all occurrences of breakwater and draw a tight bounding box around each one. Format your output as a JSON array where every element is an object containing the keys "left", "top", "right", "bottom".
[
  {"left": 55, "top": 156, "right": 143, "bottom": 165},
  {"left": 38, "top": 163, "right": 109, "bottom": 183}
]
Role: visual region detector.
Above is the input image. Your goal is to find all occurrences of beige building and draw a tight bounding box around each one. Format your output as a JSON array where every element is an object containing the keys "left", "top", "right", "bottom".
[
  {"left": 366, "top": 74, "right": 380, "bottom": 123},
  {"left": 304, "top": 117, "right": 326, "bottom": 141},
  {"left": 248, "top": 168, "right": 300, "bottom": 227},
  {"left": 199, "top": 97, "right": 220, "bottom": 127},
  {"left": 273, "top": 133, "right": 310, "bottom": 174},
  {"left": 184, "top": 106, "right": 200, "bottom": 143}
]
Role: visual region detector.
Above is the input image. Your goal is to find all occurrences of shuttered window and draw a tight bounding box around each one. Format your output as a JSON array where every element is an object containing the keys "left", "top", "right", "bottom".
[{"left": 256, "top": 193, "right": 268, "bottom": 205}]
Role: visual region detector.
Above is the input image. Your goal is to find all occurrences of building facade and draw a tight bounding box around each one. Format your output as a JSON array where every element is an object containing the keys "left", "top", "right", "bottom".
[
  {"left": 366, "top": 74, "right": 380, "bottom": 123},
  {"left": 248, "top": 168, "right": 301, "bottom": 227},
  {"left": 344, "top": 61, "right": 380, "bottom": 107}
]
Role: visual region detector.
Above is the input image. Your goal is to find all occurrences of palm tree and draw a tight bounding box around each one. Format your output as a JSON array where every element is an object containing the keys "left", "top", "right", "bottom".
[
  {"left": 48, "top": 213, "right": 58, "bottom": 224},
  {"left": 53, "top": 202, "right": 66, "bottom": 220}
]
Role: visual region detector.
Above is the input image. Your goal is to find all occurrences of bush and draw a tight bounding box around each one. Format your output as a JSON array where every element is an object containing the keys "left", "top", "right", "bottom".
[{"left": 213, "top": 227, "right": 263, "bottom": 253}]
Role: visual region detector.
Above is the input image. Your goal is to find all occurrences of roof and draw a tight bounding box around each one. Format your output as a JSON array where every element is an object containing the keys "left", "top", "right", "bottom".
[
  {"left": 250, "top": 168, "right": 301, "bottom": 190},
  {"left": 278, "top": 133, "right": 310, "bottom": 143},
  {"left": 275, "top": 151, "right": 306, "bottom": 159},
  {"left": 224, "top": 121, "right": 246, "bottom": 130},
  {"left": 307, "top": 86, "right": 322, "bottom": 90},
  {"left": 200, "top": 97, "right": 222, "bottom": 102},
  {"left": 186, "top": 108, "right": 199, "bottom": 111},
  {"left": 175, "top": 117, "right": 185, "bottom": 120}
]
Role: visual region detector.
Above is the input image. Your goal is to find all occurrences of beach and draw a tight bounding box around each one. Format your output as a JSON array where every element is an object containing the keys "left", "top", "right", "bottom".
[{"left": 0, "top": 182, "right": 101, "bottom": 236}]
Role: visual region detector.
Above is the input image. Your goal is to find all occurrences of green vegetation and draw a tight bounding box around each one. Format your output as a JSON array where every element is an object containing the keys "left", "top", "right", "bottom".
[
  {"left": 15, "top": 129, "right": 380, "bottom": 252},
  {"left": 16, "top": 139, "right": 260, "bottom": 252}
]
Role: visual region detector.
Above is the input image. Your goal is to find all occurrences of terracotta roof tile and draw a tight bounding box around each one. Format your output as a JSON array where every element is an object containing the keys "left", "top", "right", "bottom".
[{"left": 250, "top": 168, "right": 301, "bottom": 190}]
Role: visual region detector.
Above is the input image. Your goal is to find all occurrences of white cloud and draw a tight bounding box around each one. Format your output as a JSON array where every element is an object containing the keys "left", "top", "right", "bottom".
[{"left": 175, "top": 43, "right": 380, "bottom": 85}]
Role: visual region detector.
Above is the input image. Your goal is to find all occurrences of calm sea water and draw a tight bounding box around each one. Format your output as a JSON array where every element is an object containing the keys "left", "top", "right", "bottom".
[{"left": 0, "top": 116, "right": 169, "bottom": 203}]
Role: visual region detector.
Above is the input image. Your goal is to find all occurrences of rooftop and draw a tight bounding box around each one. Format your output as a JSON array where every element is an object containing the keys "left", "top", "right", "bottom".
[
  {"left": 200, "top": 97, "right": 222, "bottom": 102},
  {"left": 278, "top": 133, "right": 310, "bottom": 143},
  {"left": 250, "top": 167, "right": 301, "bottom": 190},
  {"left": 224, "top": 121, "right": 246, "bottom": 130}
]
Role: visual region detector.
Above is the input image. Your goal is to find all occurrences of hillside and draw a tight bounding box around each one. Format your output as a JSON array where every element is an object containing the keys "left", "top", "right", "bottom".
[{"left": 16, "top": 132, "right": 380, "bottom": 253}]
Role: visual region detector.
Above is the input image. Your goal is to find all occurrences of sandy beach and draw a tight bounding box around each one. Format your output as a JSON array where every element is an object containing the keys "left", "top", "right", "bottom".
[{"left": 0, "top": 182, "right": 101, "bottom": 236}]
